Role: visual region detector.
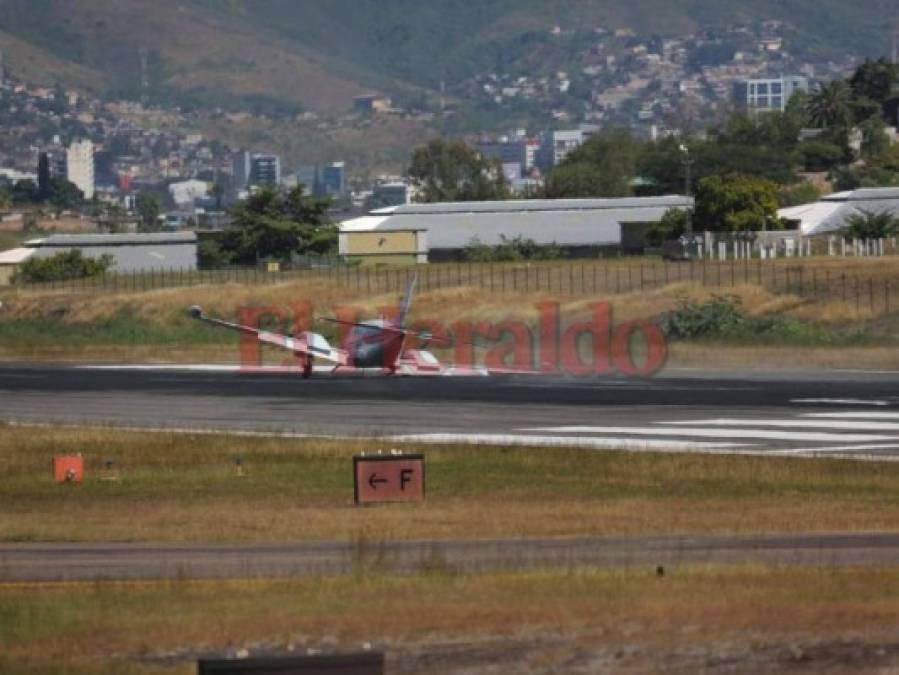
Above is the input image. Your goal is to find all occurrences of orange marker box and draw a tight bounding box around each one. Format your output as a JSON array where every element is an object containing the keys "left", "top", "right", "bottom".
[{"left": 52, "top": 455, "right": 84, "bottom": 483}]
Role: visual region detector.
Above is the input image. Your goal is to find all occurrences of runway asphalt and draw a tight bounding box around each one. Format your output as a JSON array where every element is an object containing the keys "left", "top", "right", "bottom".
[
  {"left": 3, "top": 363, "right": 899, "bottom": 582},
  {"left": 4, "top": 533, "right": 899, "bottom": 582},
  {"left": 2, "top": 363, "right": 899, "bottom": 459}
]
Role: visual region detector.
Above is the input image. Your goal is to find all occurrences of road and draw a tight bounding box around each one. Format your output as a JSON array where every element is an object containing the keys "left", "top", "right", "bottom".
[
  {"left": 2, "top": 364, "right": 899, "bottom": 458},
  {"left": 4, "top": 533, "right": 899, "bottom": 582}
]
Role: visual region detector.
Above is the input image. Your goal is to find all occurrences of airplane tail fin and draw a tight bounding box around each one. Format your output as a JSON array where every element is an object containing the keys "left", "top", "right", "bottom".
[{"left": 397, "top": 273, "right": 417, "bottom": 329}]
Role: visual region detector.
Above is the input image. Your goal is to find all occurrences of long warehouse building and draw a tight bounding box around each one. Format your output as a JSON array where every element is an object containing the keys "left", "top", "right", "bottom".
[{"left": 339, "top": 196, "right": 693, "bottom": 264}]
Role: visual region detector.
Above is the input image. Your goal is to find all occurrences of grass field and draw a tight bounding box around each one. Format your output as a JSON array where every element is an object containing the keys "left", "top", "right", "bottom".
[
  {"left": 3, "top": 565, "right": 899, "bottom": 674},
  {"left": 2, "top": 259, "right": 898, "bottom": 367},
  {"left": 4, "top": 425, "right": 899, "bottom": 673},
  {"left": 3, "top": 424, "right": 899, "bottom": 544}
]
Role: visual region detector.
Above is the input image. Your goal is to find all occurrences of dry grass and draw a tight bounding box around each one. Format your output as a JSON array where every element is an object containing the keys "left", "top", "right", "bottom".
[
  {"left": 3, "top": 257, "right": 898, "bottom": 368},
  {"left": 668, "top": 343, "right": 899, "bottom": 370},
  {"left": 3, "top": 424, "right": 899, "bottom": 544},
  {"left": 0, "top": 277, "right": 876, "bottom": 327},
  {"left": 2, "top": 565, "right": 899, "bottom": 674}
]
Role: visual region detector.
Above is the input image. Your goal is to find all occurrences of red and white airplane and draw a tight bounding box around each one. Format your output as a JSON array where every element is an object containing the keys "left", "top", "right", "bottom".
[{"left": 189, "top": 276, "right": 489, "bottom": 377}]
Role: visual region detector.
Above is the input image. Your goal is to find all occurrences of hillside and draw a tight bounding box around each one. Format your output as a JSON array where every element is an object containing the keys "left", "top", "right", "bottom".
[
  {"left": 0, "top": 0, "right": 894, "bottom": 115},
  {"left": 0, "top": 0, "right": 402, "bottom": 113}
]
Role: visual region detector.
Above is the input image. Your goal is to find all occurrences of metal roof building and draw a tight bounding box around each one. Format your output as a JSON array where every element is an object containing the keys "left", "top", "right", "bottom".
[
  {"left": 339, "top": 196, "right": 693, "bottom": 263},
  {"left": 25, "top": 232, "right": 198, "bottom": 273},
  {"left": 0, "top": 247, "right": 36, "bottom": 285},
  {"left": 779, "top": 188, "right": 899, "bottom": 236}
]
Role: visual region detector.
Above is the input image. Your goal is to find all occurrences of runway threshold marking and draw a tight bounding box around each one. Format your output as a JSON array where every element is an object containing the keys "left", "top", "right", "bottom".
[
  {"left": 666, "top": 418, "right": 899, "bottom": 432},
  {"left": 767, "top": 443, "right": 899, "bottom": 455},
  {"left": 386, "top": 433, "right": 751, "bottom": 452},
  {"left": 521, "top": 426, "right": 899, "bottom": 443},
  {"left": 791, "top": 398, "right": 890, "bottom": 406},
  {"left": 803, "top": 412, "right": 899, "bottom": 420}
]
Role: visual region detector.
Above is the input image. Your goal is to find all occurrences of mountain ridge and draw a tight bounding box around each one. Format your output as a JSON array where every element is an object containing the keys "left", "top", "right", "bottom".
[{"left": 0, "top": 0, "right": 894, "bottom": 114}]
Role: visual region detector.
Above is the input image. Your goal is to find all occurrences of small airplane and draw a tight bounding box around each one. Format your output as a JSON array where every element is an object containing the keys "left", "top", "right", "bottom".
[{"left": 189, "top": 275, "right": 487, "bottom": 378}]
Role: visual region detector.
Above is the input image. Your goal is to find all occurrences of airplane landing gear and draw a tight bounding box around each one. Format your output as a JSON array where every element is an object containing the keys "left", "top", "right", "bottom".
[{"left": 302, "top": 356, "right": 313, "bottom": 379}]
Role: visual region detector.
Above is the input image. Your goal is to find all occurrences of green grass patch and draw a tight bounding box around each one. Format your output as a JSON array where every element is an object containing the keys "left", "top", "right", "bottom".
[
  {"left": 0, "top": 310, "right": 233, "bottom": 348},
  {"left": 661, "top": 294, "right": 882, "bottom": 347},
  {"left": 2, "top": 566, "right": 899, "bottom": 674},
  {"left": 3, "top": 425, "right": 899, "bottom": 543}
]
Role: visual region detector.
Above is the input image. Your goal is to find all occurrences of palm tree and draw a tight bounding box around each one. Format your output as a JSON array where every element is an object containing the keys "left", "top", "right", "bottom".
[
  {"left": 806, "top": 80, "right": 852, "bottom": 129},
  {"left": 843, "top": 208, "right": 899, "bottom": 239}
]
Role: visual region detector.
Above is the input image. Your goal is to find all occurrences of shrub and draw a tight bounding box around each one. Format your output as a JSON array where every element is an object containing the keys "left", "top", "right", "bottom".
[
  {"left": 659, "top": 294, "right": 870, "bottom": 345},
  {"left": 13, "top": 250, "right": 114, "bottom": 283},
  {"left": 463, "top": 235, "right": 564, "bottom": 262}
]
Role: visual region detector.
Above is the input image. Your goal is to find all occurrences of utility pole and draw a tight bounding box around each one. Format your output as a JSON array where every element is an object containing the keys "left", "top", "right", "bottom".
[
  {"left": 892, "top": 20, "right": 899, "bottom": 65},
  {"left": 680, "top": 142, "right": 694, "bottom": 236},
  {"left": 139, "top": 47, "right": 149, "bottom": 107}
]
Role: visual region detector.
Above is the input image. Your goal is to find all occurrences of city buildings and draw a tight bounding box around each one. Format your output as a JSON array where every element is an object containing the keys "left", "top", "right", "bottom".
[
  {"left": 291, "top": 162, "right": 347, "bottom": 197},
  {"left": 65, "top": 139, "right": 95, "bottom": 200},
  {"left": 249, "top": 154, "right": 281, "bottom": 186},
  {"left": 231, "top": 151, "right": 281, "bottom": 191},
  {"left": 733, "top": 75, "right": 810, "bottom": 113}
]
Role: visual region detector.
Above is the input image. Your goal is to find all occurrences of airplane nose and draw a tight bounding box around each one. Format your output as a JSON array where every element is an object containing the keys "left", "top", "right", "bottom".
[{"left": 189, "top": 305, "right": 203, "bottom": 318}]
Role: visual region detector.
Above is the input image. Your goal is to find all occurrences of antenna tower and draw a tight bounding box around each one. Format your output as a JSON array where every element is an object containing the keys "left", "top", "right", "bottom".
[{"left": 139, "top": 47, "right": 149, "bottom": 106}]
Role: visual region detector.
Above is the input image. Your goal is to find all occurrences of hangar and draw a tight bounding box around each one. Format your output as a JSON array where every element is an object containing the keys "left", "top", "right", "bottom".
[
  {"left": 779, "top": 187, "right": 899, "bottom": 236},
  {"left": 339, "top": 196, "right": 693, "bottom": 264},
  {"left": 0, "top": 247, "right": 35, "bottom": 285},
  {"left": 25, "top": 232, "right": 198, "bottom": 273}
]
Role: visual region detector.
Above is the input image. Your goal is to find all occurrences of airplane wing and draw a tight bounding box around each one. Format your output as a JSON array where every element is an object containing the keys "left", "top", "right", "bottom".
[{"left": 189, "top": 306, "right": 347, "bottom": 364}]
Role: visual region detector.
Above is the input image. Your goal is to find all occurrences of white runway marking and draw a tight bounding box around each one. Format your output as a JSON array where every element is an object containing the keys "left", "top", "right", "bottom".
[
  {"left": 803, "top": 412, "right": 899, "bottom": 420},
  {"left": 77, "top": 364, "right": 243, "bottom": 372},
  {"left": 767, "top": 443, "right": 899, "bottom": 455},
  {"left": 387, "top": 433, "right": 751, "bottom": 452},
  {"left": 521, "top": 426, "right": 899, "bottom": 443},
  {"left": 791, "top": 398, "right": 889, "bottom": 406},
  {"left": 667, "top": 418, "right": 899, "bottom": 432}
]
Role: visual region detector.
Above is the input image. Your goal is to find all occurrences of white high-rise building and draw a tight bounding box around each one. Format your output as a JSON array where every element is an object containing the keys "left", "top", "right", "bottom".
[{"left": 66, "top": 139, "right": 95, "bottom": 200}]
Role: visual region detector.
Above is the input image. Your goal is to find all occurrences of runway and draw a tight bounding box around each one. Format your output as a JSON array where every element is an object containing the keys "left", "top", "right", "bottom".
[
  {"left": 4, "top": 533, "right": 899, "bottom": 582},
  {"left": 2, "top": 364, "right": 899, "bottom": 459}
]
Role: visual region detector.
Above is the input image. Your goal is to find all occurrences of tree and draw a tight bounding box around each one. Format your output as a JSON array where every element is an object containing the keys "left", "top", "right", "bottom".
[
  {"left": 549, "top": 128, "right": 641, "bottom": 198},
  {"left": 94, "top": 201, "right": 126, "bottom": 233},
  {"left": 807, "top": 80, "right": 852, "bottom": 129},
  {"left": 37, "top": 153, "right": 51, "bottom": 201},
  {"left": 693, "top": 174, "right": 780, "bottom": 232},
  {"left": 637, "top": 136, "right": 687, "bottom": 195},
  {"left": 135, "top": 193, "right": 162, "bottom": 232},
  {"left": 778, "top": 181, "right": 821, "bottom": 208},
  {"left": 408, "top": 138, "right": 510, "bottom": 203},
  {"left": 849, "top": 58, "right": 899, "bottom": 111},
  {"left": 798, "top": 140, "right": 847, "bottom": 172},
  {"left": 859, "top": 116, "right": 891, "bottom": 160},
  {"left": 50, "top": 82, "right": 68, "bottom": 115},
  {"left": 48, "top": 177, "right": 83, "bottom": 211},
  {"left": 219, "top": 185, "right": 335, "bottom": 265},
  {"left": 646, "top": 208, "right": 690, "bottom": 246},
  {"left": 197, "top": 239, "right": 231, "bottom": 268},
  {"left": 11, "top": 180, "right": 39, "bottom": 205},
  {"left": 12, "top": 250, "right": 113, "bottom": 283},
  {"left": 542, "top": 162, "right": 609, "bottom": 198},
  {"left": 842, "top": 209, "right": 899, "bottom": 239}
]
